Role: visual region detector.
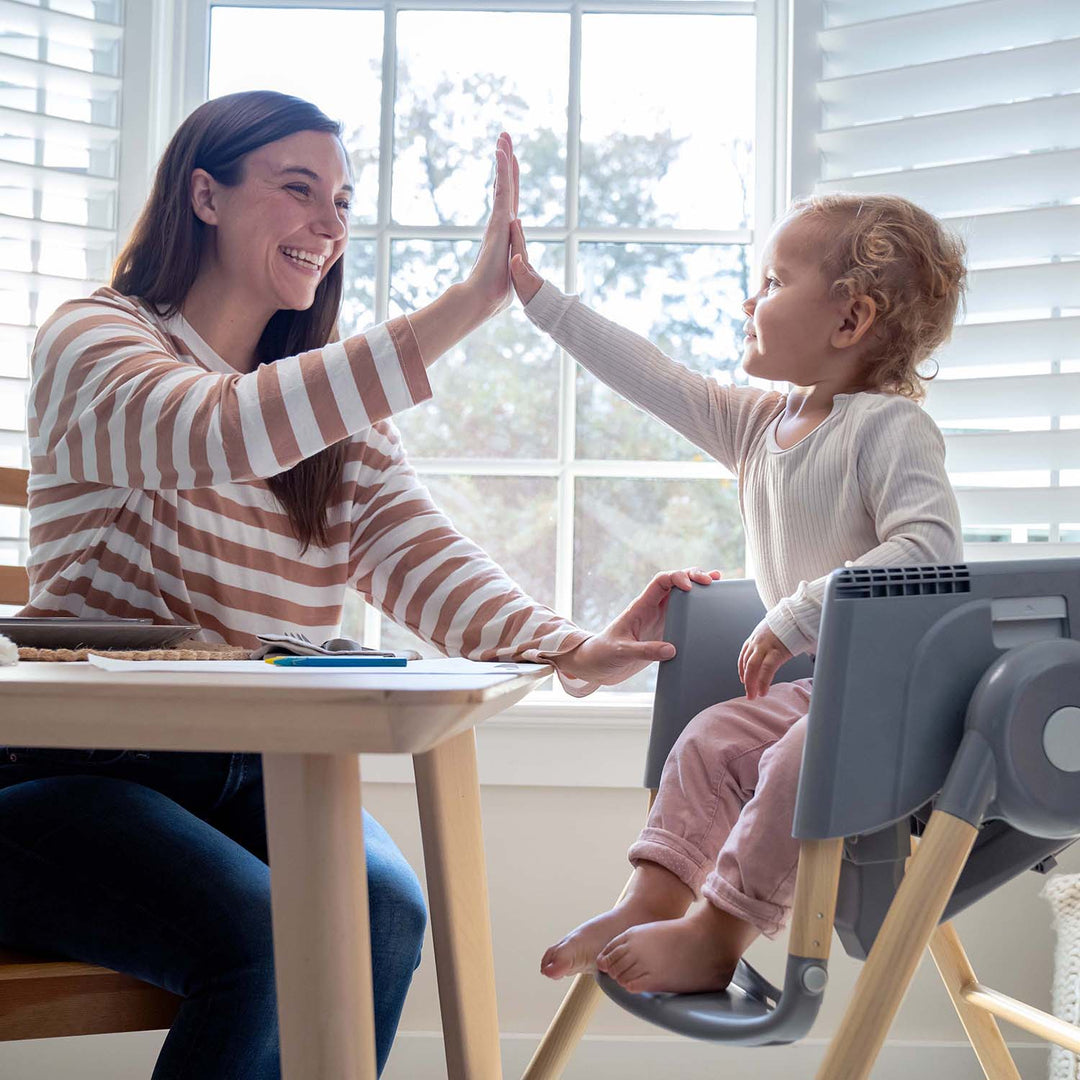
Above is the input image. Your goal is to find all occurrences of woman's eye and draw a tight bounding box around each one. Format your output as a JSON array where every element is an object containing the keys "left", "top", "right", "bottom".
[
  {"left": 336, "top": 200, "right": 351, "bottom": 212},
  {"left": 286, "top": 183, "right": 310, "bottom": 196}
]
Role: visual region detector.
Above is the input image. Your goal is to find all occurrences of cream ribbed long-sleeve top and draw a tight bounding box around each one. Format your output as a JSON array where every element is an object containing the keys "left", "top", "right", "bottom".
[{"left": 525, "top": 281, "right": 962, "bottom": 656}]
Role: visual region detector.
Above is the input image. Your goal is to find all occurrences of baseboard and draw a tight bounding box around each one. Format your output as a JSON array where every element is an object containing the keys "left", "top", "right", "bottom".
[
  {"left": 383, "top": 1031, "right": 1049, "bottom": 1079},
  {"left": 0, "top": 1028, "right": 1050, "bottom": 1079}
]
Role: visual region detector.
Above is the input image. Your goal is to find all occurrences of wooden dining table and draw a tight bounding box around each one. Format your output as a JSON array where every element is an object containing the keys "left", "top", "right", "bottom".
[{"left": 0, "top": 658, "right": 549, "bottom": 1080}]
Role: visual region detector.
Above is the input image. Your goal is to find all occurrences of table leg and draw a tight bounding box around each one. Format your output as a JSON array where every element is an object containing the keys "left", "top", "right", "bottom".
[
  {"left": 414, "top": 729, "right": 502, "bottom": 1080},
  {"left": 263, "top": 753, "right": 376, "bottom": 1080}
]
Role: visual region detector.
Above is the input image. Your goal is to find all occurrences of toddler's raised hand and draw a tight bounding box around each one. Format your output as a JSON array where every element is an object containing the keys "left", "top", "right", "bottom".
[
  {"left": 509, "top": 219, "right": 545, "bottom": 305},
  {"left": 738, "top": 622, "right": 793, "bottom": 700}
]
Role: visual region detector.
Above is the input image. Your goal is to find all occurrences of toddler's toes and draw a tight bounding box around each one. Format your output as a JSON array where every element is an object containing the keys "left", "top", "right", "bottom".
[{"left": 540, "top": 935, "right": 588, "bottom": 979}]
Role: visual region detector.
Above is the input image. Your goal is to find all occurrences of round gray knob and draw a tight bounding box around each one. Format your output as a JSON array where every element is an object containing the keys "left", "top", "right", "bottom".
[
  {"left": 800, "top": 964, "right": 828, "bottom": 995},
  {"left": 1044, "top": 706, "right": 1080, "bottom": 772}
]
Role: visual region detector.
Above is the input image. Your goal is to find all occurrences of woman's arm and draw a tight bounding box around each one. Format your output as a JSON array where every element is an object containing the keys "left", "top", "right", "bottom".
[
  {"left": 349, "top": 423, "right": 716, "bottom": 694},
  {"left": 28, "top": 137, "right": 522, "bottom": 492},
  {"left": 509, "top": 221, "right": 767, "bottom": 473}
]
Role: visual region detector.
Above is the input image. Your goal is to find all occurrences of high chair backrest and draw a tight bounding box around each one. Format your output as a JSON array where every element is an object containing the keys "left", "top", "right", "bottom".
[
  {"left": 0, "top": 466, "right": 29, "bottom": 606},
  {"left": 796, "top": 559, "right": 1080, "bottom": 841},
  {"left": 647, "top": 579, "right": 814, "bottom": 790}
]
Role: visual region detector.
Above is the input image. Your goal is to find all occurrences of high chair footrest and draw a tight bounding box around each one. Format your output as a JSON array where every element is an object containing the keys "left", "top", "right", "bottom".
[{"left": 596, "top": 955, "right": 824, "bottom": 1046}]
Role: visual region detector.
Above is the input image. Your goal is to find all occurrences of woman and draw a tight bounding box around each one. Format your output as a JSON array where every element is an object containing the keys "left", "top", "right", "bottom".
[{"left": 0, "top": 91, "right": 711, "bottom": 1079}]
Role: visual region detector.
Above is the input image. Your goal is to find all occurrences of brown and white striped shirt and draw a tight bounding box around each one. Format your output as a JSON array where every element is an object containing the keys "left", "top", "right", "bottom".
[{"left": 21, "top": 287, "right": 590, "bottom": 668}]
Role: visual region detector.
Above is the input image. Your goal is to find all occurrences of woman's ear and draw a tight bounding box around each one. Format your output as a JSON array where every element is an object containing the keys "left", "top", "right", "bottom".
[
  {"left": 190, "top": 169, "right": 220, "bottom": 226},
  {"left": 832, "top": 294, "right": 877, "bottom": 350}
]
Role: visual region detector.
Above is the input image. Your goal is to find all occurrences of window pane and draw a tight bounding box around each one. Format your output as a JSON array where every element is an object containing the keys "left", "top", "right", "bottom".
[
  {"left": 580, "top": 14, "right": 754, "bottom": 230},
  {"left": 575, "top": 242, "right": 751, "bottom": 461},
  {"left": 380, "top": 474, "right": 557, "bottom": 656},
  {"left": 389, "top": 239, "right": 563, "bottom": 459},
  {"left": 208, "top": 7, "right": 382, "bottom": 224},
  {"left": 394, "top": 12, "right": 569, "bottom": 227},
  {"left": 339, "top": 240, "right": 377, "bottom": 338},
  {"left": 574, "top": 476, "right": 745, "bottom": 691}
]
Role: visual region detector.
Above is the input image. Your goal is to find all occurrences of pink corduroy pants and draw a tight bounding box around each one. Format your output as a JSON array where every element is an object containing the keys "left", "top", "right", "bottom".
[{"left": 628, "top": 677, "right": 814, "bottom": 939}]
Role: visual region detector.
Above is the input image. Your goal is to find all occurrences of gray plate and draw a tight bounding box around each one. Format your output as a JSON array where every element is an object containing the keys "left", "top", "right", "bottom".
[{"left": 0, "top": 618, "right": 202, "bottom": 650}]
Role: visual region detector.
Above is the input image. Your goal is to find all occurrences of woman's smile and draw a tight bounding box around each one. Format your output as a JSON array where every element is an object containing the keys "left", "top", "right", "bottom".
[{"left": 280, "top": 245, "right": 327, "bottom": 276}]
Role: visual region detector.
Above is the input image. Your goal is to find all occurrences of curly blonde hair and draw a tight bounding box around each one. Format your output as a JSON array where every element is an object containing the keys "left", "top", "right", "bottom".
[{"left": 788, "top": 193, "right": 966, "bottom": 402}]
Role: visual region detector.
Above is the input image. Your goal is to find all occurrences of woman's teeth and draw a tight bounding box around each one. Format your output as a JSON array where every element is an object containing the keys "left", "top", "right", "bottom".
[{"left": 281, "top": 247, "right": 326, "bottom": 273}]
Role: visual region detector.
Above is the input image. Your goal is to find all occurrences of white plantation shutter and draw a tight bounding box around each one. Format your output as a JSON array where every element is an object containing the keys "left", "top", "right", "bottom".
[
  {"left": 0, "top": 0, "right": 124, "bottom": 574},
  {"left": 792, "top": 0, "right": 1080, "bottom": 559},
  {"left": 0, "top": 0, "right": 124, "bottom": 466}
]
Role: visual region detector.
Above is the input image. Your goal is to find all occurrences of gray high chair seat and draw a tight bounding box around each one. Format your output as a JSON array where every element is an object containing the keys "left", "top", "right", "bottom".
[{"left": 524, "top": 560, "right": 1080, "bottom": 1080}]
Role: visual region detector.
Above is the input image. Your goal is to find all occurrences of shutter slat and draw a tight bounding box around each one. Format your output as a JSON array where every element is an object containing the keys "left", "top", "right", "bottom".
[
  {"left": 926, "top": 372, "right": 1080, "bottom": 421},
  {"left": 0, "top": 213, "right": 114, "bottom": 247},
  {"left": 819, "top": 93, "right": 1080, "bottom": 181},
  {"left": 0, "top": 159, "right": 118, "bottom": 197},
  {"left": 0, "top": 52, "right": 122, "bottom": 95},
  {"left": 819, "top": 0, "right": 1080, "bottom": 80},
  {"left": 0, "top": 0, "right": 123, "bottom": 46},
  {"left": 946, "top": 429, "right": 1080, "bottom": 471},
  {"left": 951, "top": 205, "right": 1080, "bottom": 267},
  {"left": 938, "top": 316, "right": 1080, "bottom": 368},
  {"left": 965, "top": 542, "right": 1080, "bottom": 559},
  {"left": 965, "top": 261, "right": 1080, "bottom": 318},
  {"left": 0, "top": 105, "right": 119, "bottom": 148},
  {"left": 956, "top": 486, "right": 1080, "bottom": 525},
  {"left": 818, "top": 38, "right": 1080, "bottom": 129},
  {"left": 0, "top": 268, "right": 98, "bottom": 292},
  {"left": 816, "top": 147, "right": 1080, "bottom": 217}
]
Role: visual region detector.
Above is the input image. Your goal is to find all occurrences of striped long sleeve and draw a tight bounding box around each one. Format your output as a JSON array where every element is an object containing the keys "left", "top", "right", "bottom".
[
  {"left": 349, "top": 421, "right": 591, "bottom": 663},
  {"left": 22, "top": 287, "right": 592, "bottom": 676},
  {"left": 28, "top": 289, "right": 430, "bottom": 490}
]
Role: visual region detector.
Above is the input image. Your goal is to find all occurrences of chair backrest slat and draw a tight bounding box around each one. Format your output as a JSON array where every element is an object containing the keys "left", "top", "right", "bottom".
[{"left": 0, "top": 467, "right": 30, "bottom": 606}]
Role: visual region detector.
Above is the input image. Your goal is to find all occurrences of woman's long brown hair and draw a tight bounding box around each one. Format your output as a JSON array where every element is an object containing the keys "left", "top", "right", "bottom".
[{"left": 112, "top": 90, "right": 349, "bottom": 554}]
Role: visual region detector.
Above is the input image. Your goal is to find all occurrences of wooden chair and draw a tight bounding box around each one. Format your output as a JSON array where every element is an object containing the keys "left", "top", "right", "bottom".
[{"left": 0, "top": 465, "right": 181, "bottom": 1041}]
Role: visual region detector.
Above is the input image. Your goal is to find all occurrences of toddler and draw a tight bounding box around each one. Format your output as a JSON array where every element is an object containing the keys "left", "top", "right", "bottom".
[{"left": 508, "top": 193, "right": 966, "bottom": 994}]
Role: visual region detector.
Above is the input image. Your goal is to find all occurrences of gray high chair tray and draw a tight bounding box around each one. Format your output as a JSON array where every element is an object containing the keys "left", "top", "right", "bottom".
[{"left": 596, "top": 563, "right": 1080, "bottom": 1047}]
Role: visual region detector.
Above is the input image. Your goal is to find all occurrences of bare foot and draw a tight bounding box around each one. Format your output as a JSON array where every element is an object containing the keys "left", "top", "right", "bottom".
[
  {"left": 540, "top": 864, "right": 693, "bottom": 980},
  {"left": 595, "top": 901, "right": 759, "bottom": 994}
]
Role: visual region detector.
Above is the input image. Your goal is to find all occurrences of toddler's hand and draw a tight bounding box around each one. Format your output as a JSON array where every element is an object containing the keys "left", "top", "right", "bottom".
[
  {"left": 509, "top": 219, "right": 545, "bottom": 305},
  {"left": 738, "top": 622, "right": 793, "bottom": 700}
]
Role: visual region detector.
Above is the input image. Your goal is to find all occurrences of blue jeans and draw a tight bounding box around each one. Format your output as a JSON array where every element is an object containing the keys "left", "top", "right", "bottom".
[{"left": 0, "top": 749, "right": 426, "bottom": 1078}]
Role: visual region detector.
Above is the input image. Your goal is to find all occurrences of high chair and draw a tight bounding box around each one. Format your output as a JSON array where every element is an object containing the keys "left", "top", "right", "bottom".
[
  {"left": 524, "top": 563, "right": 1080, "bottom": 1080},
  {"left": 0, "top": 465, "right": 181, "bottom": 1041}
]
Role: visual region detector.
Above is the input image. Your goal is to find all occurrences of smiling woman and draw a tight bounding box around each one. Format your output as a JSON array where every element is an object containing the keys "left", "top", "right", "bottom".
[{"left": 4, "top": 88, "right": 709, "bottom": 1080}]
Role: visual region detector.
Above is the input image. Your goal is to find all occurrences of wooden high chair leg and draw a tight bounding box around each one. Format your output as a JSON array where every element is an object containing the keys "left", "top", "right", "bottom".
[
  {"left": 520, "top": 791, "right": 657, "bottom": 1080},
  {"left": 816, "top": 810, "right": 979, "bottom": 1080},
  {"left": 928, "top": 922, "right": 1021, "bottom": 1080}
]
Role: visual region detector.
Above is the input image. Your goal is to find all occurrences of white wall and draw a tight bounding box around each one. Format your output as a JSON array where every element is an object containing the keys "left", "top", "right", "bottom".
[{"left": 0, "top": 776, "right": 1067, "bottom": 1079}]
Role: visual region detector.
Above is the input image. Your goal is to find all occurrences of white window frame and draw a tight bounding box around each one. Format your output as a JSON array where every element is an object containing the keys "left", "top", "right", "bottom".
[{"left": 116, "top": 0, "right": 784, "bottom": 777}]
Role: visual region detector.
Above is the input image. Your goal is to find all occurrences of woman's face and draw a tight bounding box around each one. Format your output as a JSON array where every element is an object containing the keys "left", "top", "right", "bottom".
[{"left": 193, "top": 130, "right": 352, "bottom": 315}]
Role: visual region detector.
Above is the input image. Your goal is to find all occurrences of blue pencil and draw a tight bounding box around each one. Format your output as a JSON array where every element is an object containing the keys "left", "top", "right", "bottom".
[{"left": 265, "top": 656, "right": 408, "bottom": 668}]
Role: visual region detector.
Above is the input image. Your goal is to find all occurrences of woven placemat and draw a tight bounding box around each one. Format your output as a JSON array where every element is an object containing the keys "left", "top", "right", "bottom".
[{"left": 18, "top": 639, "right": 255, "bottom": 662}]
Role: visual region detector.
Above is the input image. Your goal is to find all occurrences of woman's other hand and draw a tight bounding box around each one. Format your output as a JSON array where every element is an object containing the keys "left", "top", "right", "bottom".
[
  {"left": 464, "top": 131, "right": 520, "bottom": 318},
  {"left": 738, "top": 622, "right": 793, "bottom": 700},
  {"left": 555, "top": 568, "right": 721, "bottom": 686},
  {"left": 510, "top": 219, "right": 545, "bottom": 305}
]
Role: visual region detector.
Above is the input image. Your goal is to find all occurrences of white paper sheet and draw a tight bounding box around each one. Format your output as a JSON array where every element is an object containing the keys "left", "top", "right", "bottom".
[{"left": 86, "top": 655, "right": 545, "bottom": 676}]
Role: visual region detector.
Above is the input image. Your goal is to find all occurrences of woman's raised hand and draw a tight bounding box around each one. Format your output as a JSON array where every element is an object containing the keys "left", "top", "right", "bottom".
[
  {"left": 464, "top": 131, "right": 520, "bottom": 318},
  {"left": 509, "top": 219, "right": 545, "bottom": 306}
]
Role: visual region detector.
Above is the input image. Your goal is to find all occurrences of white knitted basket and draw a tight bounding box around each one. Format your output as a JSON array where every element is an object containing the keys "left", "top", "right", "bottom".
[{"left": 1043, "top": 873, "right": 1080, "bottom": 1080}]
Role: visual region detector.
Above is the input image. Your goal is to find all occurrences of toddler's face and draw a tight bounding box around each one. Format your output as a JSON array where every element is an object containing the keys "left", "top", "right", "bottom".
[{"left": 740, "top": 214, "right": 848, "bottom": 388}]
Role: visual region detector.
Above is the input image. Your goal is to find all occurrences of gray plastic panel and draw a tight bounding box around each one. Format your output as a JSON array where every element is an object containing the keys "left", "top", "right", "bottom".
[
  {"left": 795, "top": 558, "right": 1080, "bottom": 840},
  {"left": 647, "top": 580, "right": 814, "bottom": 790}
]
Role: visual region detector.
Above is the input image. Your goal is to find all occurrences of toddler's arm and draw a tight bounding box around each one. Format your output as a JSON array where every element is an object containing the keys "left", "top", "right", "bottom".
[
  {"left": 510, "top": 223, "right": 771, "bottom": 473},
  {"left": 765, "top": 399, "right": 963, "bottom": 658}
]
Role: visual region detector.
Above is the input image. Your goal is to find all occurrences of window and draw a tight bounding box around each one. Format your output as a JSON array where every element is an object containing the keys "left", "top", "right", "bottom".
[
  {"left": 206, "top": 0, "right": 771, "bottom": 693},
  {"left": 0, "top": 0, "right": 126, "bottom": 574},
  {"left": 790, "top": 0, "right": 1080, "bottom": 562}
]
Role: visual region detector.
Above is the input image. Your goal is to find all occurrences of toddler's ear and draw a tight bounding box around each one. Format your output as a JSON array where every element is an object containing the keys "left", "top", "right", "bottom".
[{"left": 832, "top": 294, "right": 876, "bottom": 349}]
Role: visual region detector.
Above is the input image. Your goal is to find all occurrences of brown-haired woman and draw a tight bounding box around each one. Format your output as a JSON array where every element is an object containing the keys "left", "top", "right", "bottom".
[{"left": 0, "top": 91, "right": 714, "bottom": 1078}]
